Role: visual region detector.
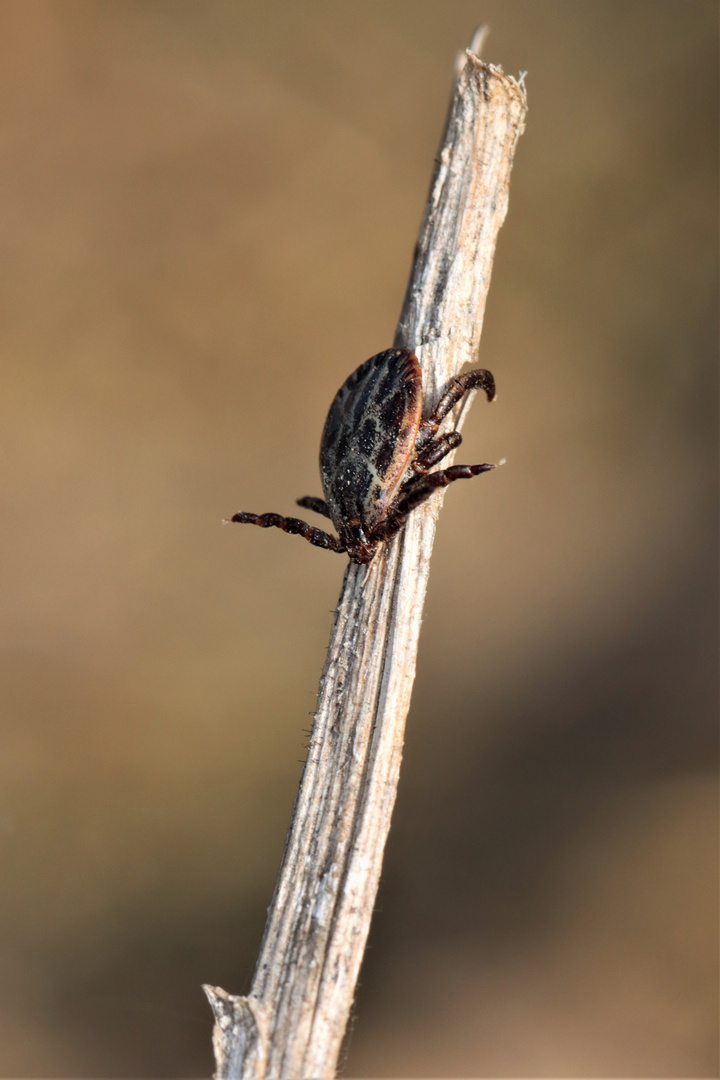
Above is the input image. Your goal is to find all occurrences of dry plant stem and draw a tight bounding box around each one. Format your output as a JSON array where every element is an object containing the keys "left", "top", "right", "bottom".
[{"left": 205, "top": 49, "right": 526, "bottom": 1080}]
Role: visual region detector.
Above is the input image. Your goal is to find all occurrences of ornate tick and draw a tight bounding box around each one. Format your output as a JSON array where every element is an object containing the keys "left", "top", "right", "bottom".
[{"left": 229, "top": 347, "right": 497, "bottom": 564}]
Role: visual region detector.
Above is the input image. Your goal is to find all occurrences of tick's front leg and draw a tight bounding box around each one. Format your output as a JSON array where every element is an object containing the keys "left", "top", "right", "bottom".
[
  {"left": 296, "top": 496, "right": 332, "bottom": 519},
  {"left": 376, "top": 460, "right": 497, "bottom": 544},
  {"left": 227, "top": 512, "right": 346, "bottom": 554},
  {"left": 399, "top": 461, "right": 497, "bottom": 513},
  {"left": 415, "top": 368, "right": 495, "bottom": 449},
  {"left": 406, "top": 431, "right": 462, "bottom": 478}
]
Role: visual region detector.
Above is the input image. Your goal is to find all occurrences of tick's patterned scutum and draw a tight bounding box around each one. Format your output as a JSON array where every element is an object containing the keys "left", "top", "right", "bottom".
[{"left": 320, "top": 348, "right": 422, "bottom": 540}]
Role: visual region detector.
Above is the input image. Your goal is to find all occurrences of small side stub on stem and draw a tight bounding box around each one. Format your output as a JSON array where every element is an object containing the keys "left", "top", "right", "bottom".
[
  {"left": 204, "top": 986, "right": 267, "bottom": 1078},
  {"left": 209, "top": 35, "right": 527, "bottom": 1080}
]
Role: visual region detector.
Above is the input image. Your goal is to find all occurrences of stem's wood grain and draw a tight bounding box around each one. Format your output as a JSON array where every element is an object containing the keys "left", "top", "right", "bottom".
[{"left": 205, "top": 42, "right": 527, "bottom": 1080}]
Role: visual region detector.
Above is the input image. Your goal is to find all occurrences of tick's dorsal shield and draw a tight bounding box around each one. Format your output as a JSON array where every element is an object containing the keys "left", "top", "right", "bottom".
[{"left": 319, "top": 349, "right": 422, "bottom": 538}]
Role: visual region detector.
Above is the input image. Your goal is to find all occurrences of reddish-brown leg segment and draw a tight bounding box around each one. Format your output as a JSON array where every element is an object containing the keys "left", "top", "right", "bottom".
[
  {"left": 407, "top": 431, "right": 462, "bottom": 477},
  {"left": 374, "top": 461, "right": 496, "bottom": 544},
  {"left": 415, "top": 368, "right": 495, "bottom": 449},
  {"left": 229, "top": 512, "right": 346, "bottom": 553},
  {"left": 296, "top": 496, "right": 332, "bottom": 519}
]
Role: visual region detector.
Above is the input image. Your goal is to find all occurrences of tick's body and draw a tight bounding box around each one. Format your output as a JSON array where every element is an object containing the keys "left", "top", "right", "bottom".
[
  {"left": 318, "top": 349, "right": 423, "bottom": 562},
  {"left": 230, "top": 347, "right": 497, "bottom": 564}
]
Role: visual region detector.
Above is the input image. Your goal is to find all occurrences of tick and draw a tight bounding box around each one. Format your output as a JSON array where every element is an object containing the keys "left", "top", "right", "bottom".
[{"left": 228, "top": 347, "right": 498, "bottom": 565}]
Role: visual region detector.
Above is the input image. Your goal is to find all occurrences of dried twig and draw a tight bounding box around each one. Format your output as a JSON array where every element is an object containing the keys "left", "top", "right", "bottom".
[{"left": 205, "top": 35, "right": 527, "bottom": 1080}]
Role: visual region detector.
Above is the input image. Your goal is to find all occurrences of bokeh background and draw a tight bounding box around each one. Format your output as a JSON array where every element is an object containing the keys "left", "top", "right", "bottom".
[{"left": 0, "top": 1, "right": 716, "bottom": 1076}]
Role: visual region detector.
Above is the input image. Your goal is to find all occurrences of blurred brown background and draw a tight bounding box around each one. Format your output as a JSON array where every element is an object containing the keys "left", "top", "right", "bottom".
[{"left": 0, "top": 1, "right": 716, "bottom": 1076}]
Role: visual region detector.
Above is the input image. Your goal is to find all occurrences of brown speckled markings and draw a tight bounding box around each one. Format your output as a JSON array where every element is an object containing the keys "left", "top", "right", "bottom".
[{"left": 320, "top": 349, "right": 422, "bottom": 540}]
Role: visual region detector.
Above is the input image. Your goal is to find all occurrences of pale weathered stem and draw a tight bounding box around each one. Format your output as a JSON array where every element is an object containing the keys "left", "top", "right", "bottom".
[{"left": 205, "top": 44, "right": 527, "bottom": 1080}]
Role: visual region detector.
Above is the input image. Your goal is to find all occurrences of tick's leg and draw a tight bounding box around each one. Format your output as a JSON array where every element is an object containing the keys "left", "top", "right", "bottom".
[
  {"left": 406, "top": 431, "right": 462, "bottom": 478},
  {"left": 296, "top": 495, "right": 332, "bottom": 519},
  {"left": 375, "top": 462, "right": 496, "bottom": 543},
  {"left": 401, "top": 462, "right": 497, "bottom": 509},
  {"left": 415, "top": 368, "right": 495, "bottom": 449},
  {"left": 227, "top": 512, "right": 346, "bottom": 554}
]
